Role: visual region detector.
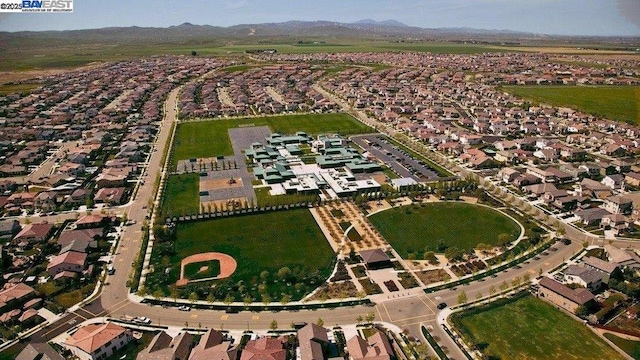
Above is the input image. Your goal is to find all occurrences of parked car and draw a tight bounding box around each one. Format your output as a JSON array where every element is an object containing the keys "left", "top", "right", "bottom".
[
  {"left": 178, "top": 305, "right": 191, "bottom": 311},
  {"left": 135, "top": 316, "right": 151, "bottom": 324},
  {"left": 437, "top": 302, "right": 448, "bottom": 310}
]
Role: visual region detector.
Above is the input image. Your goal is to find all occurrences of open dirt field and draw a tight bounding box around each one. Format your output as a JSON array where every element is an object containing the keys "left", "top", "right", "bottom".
[{"left": 200, "top": 177, "right": 244, "bottom": 190}]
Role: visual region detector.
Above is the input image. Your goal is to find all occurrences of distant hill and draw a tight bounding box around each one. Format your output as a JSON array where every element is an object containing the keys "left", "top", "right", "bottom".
[{"left": 0, "top": 20, "right": 636, "bottom": 51}]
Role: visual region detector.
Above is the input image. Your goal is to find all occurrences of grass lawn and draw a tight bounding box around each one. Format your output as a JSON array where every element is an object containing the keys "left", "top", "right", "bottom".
[
  {"left": 502, "top": 85, "right": 640, "bottom": 125},
  {"left": 106, "top": 332, "right": 156, "bottom": 360},
  {"left": 170, "top": 113, "right": 372, "bottom": 169},
  {"left": 452, "top": 295, "right": 625, "bottom": 360},
  {"left": 604, "top": 333, "right": 640, "bottom": 359},
  {"left": 0, "top": 83, "right": 41, "bottom": 95},
  {"left": 184, "top": 260, "right": 221, "bottom": 280},
  {"left": 369, "top": 202, "right": 520, "bottom": 257},
  {"left": 160, "top": 173, "right": 199, "bottom": 219},
  {"left": 147, "top": 209, "right": 335, "bottom": 301}
]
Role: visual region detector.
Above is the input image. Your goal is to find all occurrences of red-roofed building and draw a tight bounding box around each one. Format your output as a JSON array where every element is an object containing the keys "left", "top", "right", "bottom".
[
  {"left": 75, "top": 215, "right": 108, "bottom": 229},
  {"left": 12, "top": 223, "right": 54, "bottom": 247},
  {"left": 241, "top": 337, "right": 286, "bottom": 360},
  {"left": 47, "top": 251, "right": 87, "bottom": 277},
  {"left": 64, "top": 322, "right": 131, "bottom": 360},
  {"left": 0, "top": 283, "right": 35, "bottom": 310},
  {"left": 346, "top": 330, "right": 395, "bottom": 360}
]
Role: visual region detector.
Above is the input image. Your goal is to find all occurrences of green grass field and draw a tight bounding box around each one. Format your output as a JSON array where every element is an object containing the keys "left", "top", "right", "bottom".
[
  {"left": 170, "top": 113, "right": 372, "bottom": 169},
  {"left": 160, "top": 173, "right": 199, "bottom": 219},
  {"left": 148, "top": 209, "right": 335, "bottom": 301},
  {"left": 184, "top": 260, "right": 220, "bottom": 280},
  {"left": 368, "top": 202, "right": 520, "bottom": 257},
  {"left": 604, "top": 333, "right": 640, "bottom": 359},
  {"left": 502, "top": 85, "right": 640, "bottom": 125},
  {"left": 0, "top": 83, "right": 41, "bottom": 95},
  {"left": 452, "top": 295, "right": 625, "bottom": 360}
]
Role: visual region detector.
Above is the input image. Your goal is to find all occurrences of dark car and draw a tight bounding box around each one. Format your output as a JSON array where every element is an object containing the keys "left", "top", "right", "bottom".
[
  {"left": 563, "top": 238, "right": 572, "bottom": 245},
  {"left": 437, "top": 302, "right": 448, "bottom": 310}
]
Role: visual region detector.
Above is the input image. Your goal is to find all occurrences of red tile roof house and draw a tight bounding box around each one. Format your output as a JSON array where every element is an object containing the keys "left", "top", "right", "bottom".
[
  {"left": 11, "top": 222, "right": 55, "bottom": 248},
  {"left": 241, "top": 337, "right": 286, "bottom": 360},
  {"left": 346, "top": 330, "right": 395, "bottom": 360},
  {"left": 297, "top": 323, "right": 329, "bottom": 360},
  {"left": 75, "top": 215, "right": 108, "bottom": 229},
  {"left": 94, "top": 187, "right": 126, "bottom": 205},
  {"left": 64, "top": 322, "right": 132, "bottom": 360},
  {"left": 46, "top": 251, "right": 87, "bottom": 277},
  {"left": 0, "top": 283, "right": 35, "bottom": 310}
]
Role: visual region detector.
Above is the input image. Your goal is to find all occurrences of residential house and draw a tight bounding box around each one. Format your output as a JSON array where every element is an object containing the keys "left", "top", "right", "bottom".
[
  {"left": 498, "top": 168, "right": 521, "bottom": 183},
  {"left": 46, "top": 251, "right": 87, "bottom": 277},
  {"left": 137, "top": 331, "right": 194, "bottom": 360},
  {"left": 0, "top": 283, "right": 35, "bottom": 310},
  {"left": 577, "top": 179, "right": 612, "bottom": 199},
  {"left": 12, "top": 222, "right": 54, "bottom": 247},
  {"left": 16, "top": 342, "right": 64, "bottom": 360},
  {"left": 297, "top": 323, "right": 329, "bottom": 360},
  {"left": 563, "top": 265, "right": 603, "bottom": 291},
  {"left": 582, "top": 256, "right": 619, "bottom": 283},
  {"left": 0, "top": 219, "right": 20, "bottom": 241},
  {"left": 604, "top": 245, "right": 640, "bottom": 270},
  {"left": 601, "top": 214, "right": 634, "bottom": 235},
  {"left": 625, "top": 172, "right": 640, "bottom": 187},
  {"left": 574, "top": 208, "right": 611, "bottom": 226},
  {"left": 64, "top": 322, "right": 132, "bottom": 360},
  {"left": 240, "top": 337, "right": 286, "bottom": 360},
  {"left": 603, "top": 195, "right": 633, "bottom": 215},
  {"left": 346, "top": 330, "right": 395, "bottom": 360},
  {"left": 602, "top": 174, "right": 625, "bottom": 191},
  {"left": 94, "top": 187, "right": 126, "bottom": 205},
  {"left": 34, "top": 191, "right": 57, "bottom": 212},
  {"left": 189, "top": 329, "right": 237, "bottom": 360},
  {"left": 538, "top": 277, "right": 596, "bottom": 313}
]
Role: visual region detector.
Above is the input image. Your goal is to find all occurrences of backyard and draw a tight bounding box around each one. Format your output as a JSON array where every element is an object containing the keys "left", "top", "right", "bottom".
[
  {"left": 451, "top": 294, "right": 625, "bottom": 360},
  {"left": 368, "top": 202, "right": 521, "bottom": 258},
  {"left": 145, "top": 209, "right": 336, "bottom": 302}
]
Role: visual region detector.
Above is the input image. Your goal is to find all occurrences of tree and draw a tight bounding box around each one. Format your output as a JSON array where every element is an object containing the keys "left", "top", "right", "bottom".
[
  {"left": 511, "top": 276, "right": 521, "bottom": 287},
  {"left": 277, "top": 267, "right": 291, "bottom": 280},
  {"left": 189, "top": 292, "right": 199, "bottom": 304},
  {"left": 262, "top": 294, "right": 271, "bottom": 305},
  {"left": 356, "top": 315, "right": 363, "bottom": 324},
  {"left": 260, "top": 271, "right": 269, "bottom": 283},
  {"left": 457, "top": 290, "right": 468, "bottom": 305},
  {"left": 270, "top": 319, "right": 278, "bottom": 331},
  {"left": 489, "top": 285, "right": 497, "bottom": 295},
  {"left": 365, "top": 312, "right": 375, "bottom": 323},
  {"left": 191, "top": 50, "right": 198, "bottom": 56},
  {"left": 499, "top": 280, "right": 509, "bottom": 291},
  {"left": 243, "top": 295, "right": 253, "bottom": 307},
  {"left": 280, "top": 294, "right": 291, "bottom": 305},
  {"left": 206, "top": 293, "right": 215, "bottom": 303},
  {"left": 523, "top": 273, "right": 531, "bottom": 283},
  {"left": 475, "top": 292, "right": 483, "bottom": 300},
  {"left": 317, "top": 317, "right": 324, "bottom": 327},
  {"left": 223, "top": 294, "right": 234, "bottom": 305},
  {"left": 498, "top": 233, "right": 511, "bottom": 247},
  {"left": 152, "top": 289, "right": 164, "bottom": 300}
]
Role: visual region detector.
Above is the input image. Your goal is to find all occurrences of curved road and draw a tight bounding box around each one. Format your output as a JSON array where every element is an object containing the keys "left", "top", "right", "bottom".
[{"left": 25, "top": 82, "right": 639, "bottom": 360}]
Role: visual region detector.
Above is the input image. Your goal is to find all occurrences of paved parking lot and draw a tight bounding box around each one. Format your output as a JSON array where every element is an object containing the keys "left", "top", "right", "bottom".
[{"left": 352, "top": 134, "right": 441, "bottom": 181}]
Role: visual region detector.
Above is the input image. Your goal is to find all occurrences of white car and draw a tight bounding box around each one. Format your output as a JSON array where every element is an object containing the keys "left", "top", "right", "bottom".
[{"left": 135, "top": 316, "right": 151, "bottom": 324}]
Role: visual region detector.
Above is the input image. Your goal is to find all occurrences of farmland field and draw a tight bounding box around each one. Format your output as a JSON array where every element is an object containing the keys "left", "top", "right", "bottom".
[
  {"left": 369, "top": 202, "right": 521, "bottom": 258},
  {"left": 452, "top": 294, "right": 625, "bottom": 360},
  {"left": 502, "top": 85, "right": 640, "bottom": 125}
]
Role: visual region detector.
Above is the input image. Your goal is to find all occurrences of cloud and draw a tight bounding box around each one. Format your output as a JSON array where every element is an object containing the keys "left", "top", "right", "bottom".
[{"left": 617, "top": 0, "right": 640, "bottom": 28}]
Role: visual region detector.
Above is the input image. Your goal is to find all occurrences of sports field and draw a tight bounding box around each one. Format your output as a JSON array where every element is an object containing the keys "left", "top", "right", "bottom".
[
  {"left": 148, "top": 209, "right": 335, "bottom": 301},
  {"left": 160, "top": 173, "right": 199, "bottom": 219},
  {"left": 604, "top": 333, "right": 640, "bottom": 359},
  {"left": 368, "top": 202, "right": 521, "bottom": 258},
  {"left": 503, "top": 85, "right": 640, "bottom": 125},
  {"left": 452, "top": 295, "right": 625, "bottom": 360},
  {"left": 170, "top": 113, "right": 372, "bottom": 169},
  {"left": 184, "top": 260, "right": 220, "bottom": 280}
]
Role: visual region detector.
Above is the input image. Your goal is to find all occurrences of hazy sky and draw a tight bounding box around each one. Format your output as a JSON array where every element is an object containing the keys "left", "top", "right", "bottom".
[{"left": 0, "top": 0, "right": 639, "bottom": 36}]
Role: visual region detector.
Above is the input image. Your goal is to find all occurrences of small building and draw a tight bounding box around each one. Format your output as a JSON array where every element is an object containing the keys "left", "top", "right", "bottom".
[
  {"left": 582, "top": 256, "right": 619, "bottom": 283},
  {"left": 604, "top": 245, "right": 640, "bottom": 270},
  {"left": 538, "top": 277, "right": 596, "bottom": 313},
  {"left": 390, "top": 178, "right": 418, "bottom": 192},
  {"left": 137, "top": 331, "right": 194, "bottom": 360},
  {"left": 64, "top": 322, "right": 132, "bottom": 360},
  {"left": 0, "top": 283, "right": 35, "bottom": 310},
  {"left": 359, "top": 249, "right": 392, "bottom": 270},
  {"left": 12, "top": 222, "right": 55, "bottom": 247}
]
